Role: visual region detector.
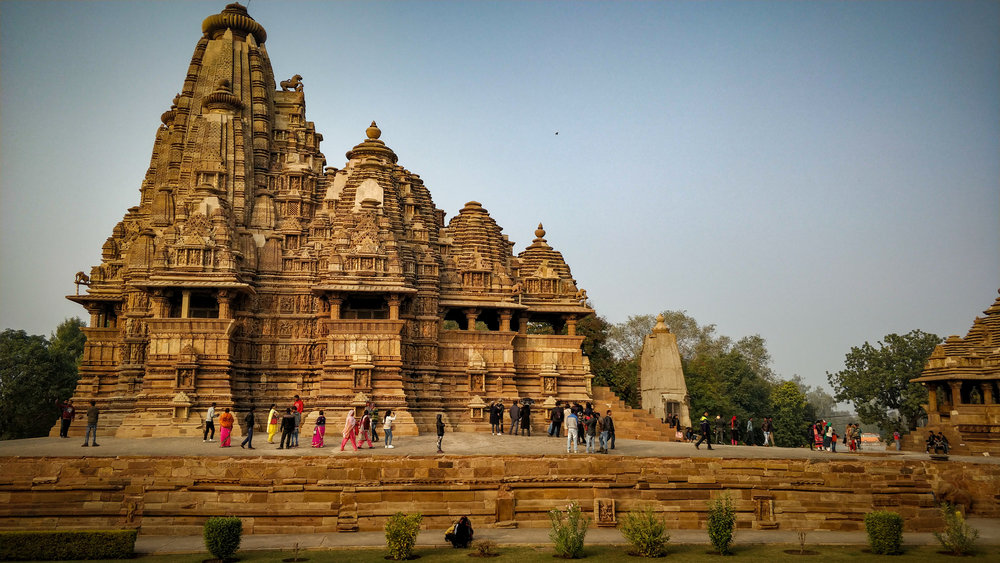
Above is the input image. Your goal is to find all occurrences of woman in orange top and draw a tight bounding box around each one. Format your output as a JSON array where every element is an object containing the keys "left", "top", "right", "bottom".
[{"left": 219, "top": 408, "right": 235, "bottom": 447}]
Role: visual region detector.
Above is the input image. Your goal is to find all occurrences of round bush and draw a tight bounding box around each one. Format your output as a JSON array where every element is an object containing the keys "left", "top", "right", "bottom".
[{"left": 203, "top": 516, "right": 243, "bottom": 561}]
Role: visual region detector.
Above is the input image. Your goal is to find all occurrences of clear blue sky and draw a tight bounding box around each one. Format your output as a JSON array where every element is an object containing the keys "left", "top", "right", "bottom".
[{"left": 1, "top": 1, "right": 997, "bottom": 393}]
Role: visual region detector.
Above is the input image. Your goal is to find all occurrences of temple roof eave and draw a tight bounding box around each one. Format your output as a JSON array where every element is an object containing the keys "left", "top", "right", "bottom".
[
  {"left": 311, "top": 284, "right": 418, "bottom": 295},
  {"left": 438, "top": 298, "right": 529, "bottom": 310}
]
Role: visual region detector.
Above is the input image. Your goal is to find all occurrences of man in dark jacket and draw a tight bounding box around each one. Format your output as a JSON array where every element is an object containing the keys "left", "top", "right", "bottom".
[
  {"left": 600, "top": 410, "right": 615, "bottom": 452},
  {"left": 509, "top": 401, "right": 520, "bottom": 435},
  {"left": 695, "top": 412, "right": 713, "bottom": 450},
  {"left": 520, "top": 400, "right": 531, "bottom": 436},
  {"left": 278, "top": 408, "right": 296, "bottom": 449},
  {"left": 240, "top": 405, "right": 255, "bottom": 450},
  {"left": 549, "top": 402, "right": 563, "bottom": 437}
]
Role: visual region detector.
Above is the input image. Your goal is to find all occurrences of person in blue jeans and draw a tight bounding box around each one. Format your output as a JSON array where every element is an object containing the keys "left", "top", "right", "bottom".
[{"left": 566, "top": 410, "right": 579, "bottom": 453}]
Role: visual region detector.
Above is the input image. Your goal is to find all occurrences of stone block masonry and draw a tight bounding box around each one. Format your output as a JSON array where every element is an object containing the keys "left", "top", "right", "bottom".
[{"left": 1, "top": 455, "right": 998, "bottom": 535}]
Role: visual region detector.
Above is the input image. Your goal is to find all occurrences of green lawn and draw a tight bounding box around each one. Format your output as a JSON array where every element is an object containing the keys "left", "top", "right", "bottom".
[{"left": 43, "top": 543, "right": 1000, "bottom": 562}]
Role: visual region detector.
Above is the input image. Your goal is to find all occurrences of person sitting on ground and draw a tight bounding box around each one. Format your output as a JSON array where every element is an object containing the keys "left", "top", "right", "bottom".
[
  {"left": 935, "top": 432, "right": 950, "bottom": 455},
  {"left": 445, "top": 516, "right": 474, "bottom": 548},
  {"left": 925, "top": 431, "right": 936, "bottom": 454}
]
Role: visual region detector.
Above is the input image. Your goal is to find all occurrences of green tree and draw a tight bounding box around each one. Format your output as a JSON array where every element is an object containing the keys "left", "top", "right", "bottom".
[
  {"left": 0, "top": 319, "right": 86, "bottom": 440},
  {"left": 578, "top": 314, "right": 640, "bottom": 407},
  {"left": 770, "top": 380, "right": 810, "bottom": 447},
  {"left": 827, "top": 330, "right": 941, "bottom": 436}
]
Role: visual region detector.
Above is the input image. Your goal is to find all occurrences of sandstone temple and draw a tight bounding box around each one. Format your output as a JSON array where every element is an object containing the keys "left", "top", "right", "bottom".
[
  {"left": 65, "top": 4, "right": 600, "bottom": 437},
  {"left": 906, "top": 290, "right": 1000, "bottom": 456}
]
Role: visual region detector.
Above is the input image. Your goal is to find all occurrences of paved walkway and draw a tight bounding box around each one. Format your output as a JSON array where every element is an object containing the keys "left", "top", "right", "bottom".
[{"left": 3, "top": 431, "right": 998, "bottom": 464}]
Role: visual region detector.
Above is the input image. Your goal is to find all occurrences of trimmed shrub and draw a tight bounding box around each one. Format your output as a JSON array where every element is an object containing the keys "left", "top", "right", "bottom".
[
  {"left": 707, "top": 493, "right": 736, "bottom": 555},
  {"left": 549, "top": 501, "right": 589, "bottom": 558},
  {"left": 203, "top": 516, "right": 243, "bottom": 561},
  {"left": 933, "top": 503, "right": 979, "bottom": 555},
  {"left": 620, "top": 505, "right": 669, "bottom": 557},
  {"left": 384, "top": 511, "right": 422, "bottom": 560},
  {"left": 472, "top": 538, "right": 499, "bottom": 557},
  {"left": 864, "top": 510, "right": 903, "bottom": 555},
  {"left": 0, "top": 529, "right": 137, "bottom": 561}
]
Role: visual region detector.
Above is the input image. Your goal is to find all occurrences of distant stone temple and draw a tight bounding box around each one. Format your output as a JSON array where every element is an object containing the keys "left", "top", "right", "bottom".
[
  {"left": 638, "top": 315, "right": 691, "bottom": 428},
  {"left": 907, "top": 290, "right": 1000, "bottom": 455},
  {"left": 65, "top": 4, "right": 597, "bottom": 437}
]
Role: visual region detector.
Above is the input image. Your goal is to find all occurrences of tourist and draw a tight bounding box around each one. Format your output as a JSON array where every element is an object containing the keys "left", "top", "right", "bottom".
[
  {"left": 369, "top": 402, "right": 380, "bottom": 443},
  {"left": 761, "top": 417, "right": 773, "bottom": 447},
  {"left": 584, "top": 412, "right": 599, "bottom": 453},
  {"left": 566, "top": 408, "right": 579, "bottom": 453},
  {"left": 311, "top": 410, "right": 326, "bottom": 448},
  {"left": 745, "top": 417, "right": 755, "bottom": 446},
  {"left": 383, "top": 409, "right": 396, "bottom": 448},
  {"left": 436, "top": 413, "right": 445, "bottom": 453},
  {"left": 824, "top": 422, "right": 833, "bottom": 452},
  {"left": 520, "top": 399, "right": 531, "bottom": 436},
  {"left": 935, "top": 432, "right": 950, "bottom": 455},
  {"left": 509, "top": 400, "right": 521, "bottom": 435},
  {"left": 730, "top": 415, "right": 739, "bottom": 445},
  {"left": 695, "top": 412, "right": 713, "bottom": 450},
  {"left": 562, "top": 403, "right": 572, "bottom": 437},
  {"left": 341, "top": 410, "right": 359, "bottom": 451},
  {"left": 854, "top": 425, "right": 862, "bottom": 451},
  {"left": 604, "top": 409, "right": 615, "bottom": 453},
  {"left": 893, "top": 430, "right": 901, "bottom": 451},
  {"left": 714, "top": 415, "right": 725, "bottom": 445},
  {"left": 576, "top": 404, "right": 586, "bottom": 445},
  {"left": 845, "top": 424, "right": 855, "bottom": 452},
  {"left": 56, "top": 399, "right": 75, "bottom": 438},
  {"left": 266, "top": 404, "right": 279, "bottom": 443},
  {"left": 204, "top": 402, "right": 217, "bottom": 442},
  {"left": 278, "top": 408, "right": 295, "bottom": 449},
  {"left": 495, "top": 400, "right": 505, "bottom": 435},
  {"left": 82, "top": 400, "right": 99, "bottom": 447},
  {"left": 925, "top": 431, "right": 936, "bottom": 453},
  {"left": 672, "top": 413, "right": 680, "bottom": 429},
  {"left": 292, "top": 395, "right": 304, "bottom": 447},
  {"left": 445, "top": 515, "right": 474, "bottom": 548},
  {"left": 240, "top": 405, "right": 255, "bottom": 449},
  {"left": 813, "top": 421, "right": 824, "bottom": 451},
  {"left": 219, "top": 408, "right": 234, "bottom": 447},
  {"left": 489, "top": 401, "right": 499, "bottom": 435},
  {"left": 830, "top": 426, "right": 838, "bottom": 452},
  {"left": 548, "top": 401, "right": 563, "bottom": 437},
  {"left": 358, "top": 410, "right": 374, "bottom": 448}
]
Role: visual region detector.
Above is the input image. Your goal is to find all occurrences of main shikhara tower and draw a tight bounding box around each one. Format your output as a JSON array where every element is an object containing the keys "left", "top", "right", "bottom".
[{"left": 67, "top": 4, "right": 594, "bottom": 436}]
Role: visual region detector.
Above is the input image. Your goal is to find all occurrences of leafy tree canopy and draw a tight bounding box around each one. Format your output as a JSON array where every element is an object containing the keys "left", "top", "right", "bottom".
[
  {"left": 0, "top": 318, "right": 86, "bottom": 440},
  {"left": 826, "top": 329, "right": 942, "bottom": 436}
]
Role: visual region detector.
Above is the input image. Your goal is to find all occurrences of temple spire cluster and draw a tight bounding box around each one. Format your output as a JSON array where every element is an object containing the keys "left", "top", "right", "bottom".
[{"left": 67, "top": 3, "right": 594, "bottom": 436}]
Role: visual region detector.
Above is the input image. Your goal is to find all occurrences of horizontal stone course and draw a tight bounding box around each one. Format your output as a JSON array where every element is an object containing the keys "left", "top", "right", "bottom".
[{"left": 0, "top": 454, "right": 997, "bottom": 534}]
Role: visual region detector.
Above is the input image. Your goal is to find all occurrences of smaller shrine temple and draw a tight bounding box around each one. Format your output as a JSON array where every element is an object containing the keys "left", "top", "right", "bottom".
[
  {"left": 638, "top": 314, "right": 691, "bottom": 427},
  {"left": 908, "top": 289, "right": 1000, "bottom": 455}
]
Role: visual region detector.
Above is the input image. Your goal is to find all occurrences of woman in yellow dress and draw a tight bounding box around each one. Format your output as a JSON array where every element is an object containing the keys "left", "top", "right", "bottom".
[{"left": 266, "top": 403, "right": 279, "bottom": 443}]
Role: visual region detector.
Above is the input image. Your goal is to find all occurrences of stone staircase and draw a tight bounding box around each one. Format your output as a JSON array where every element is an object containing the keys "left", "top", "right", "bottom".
[{"left": 590, "top": 386, "right": 683, "bottom": 442}]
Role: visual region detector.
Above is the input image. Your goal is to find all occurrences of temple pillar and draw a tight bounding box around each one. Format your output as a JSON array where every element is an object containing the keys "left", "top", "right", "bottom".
[
  {"left": 217, "top": 290, "right": 232, "bottom": 319},
  {"left": 927, "top": 385, "right": 938, "bottom": 412},
  {"left": 328, "top": 297, "right": 342, "bottom": 320},
  {"left": 388, "top": 295, "right": 401, "bottom": 320},
  {"left": 86, "top": 306, "right": 101, "bottom": 329},
  {"left": 981, "top": 383, "right": 993, "bottom": 405},
  {"left": 151, "top": 290, "right": 169, "bottom": 318},
  {"left": 564, "top": 314, "right": 578, "bottom": 336},
  {"left": 180, "top": 290, "right": 192, "bottom": 319},
  {"left": 499, "top": 310, "right": 512, "bottom": 332},
  {"left": 518, "top": 314, "right": 529, "bottom": 335},
  {"left": 949, "top": 381, "right": 962, "bottom": 406},
  {"left": 464, "top": 308, "right": 479, "bottom": 331}
]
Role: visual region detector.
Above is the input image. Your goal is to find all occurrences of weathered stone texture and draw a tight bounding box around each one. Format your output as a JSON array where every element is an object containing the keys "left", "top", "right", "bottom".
[{"left": 1, "top": 455, "right": 997, "bottom": 534}]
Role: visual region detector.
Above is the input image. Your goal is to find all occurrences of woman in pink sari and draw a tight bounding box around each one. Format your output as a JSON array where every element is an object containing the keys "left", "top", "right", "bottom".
[
  {"left": 340, "top": 410, "right": 358, "bottom": 451},
  {"left": 311, "top": 410, "right": 326, "bottom": 447}
]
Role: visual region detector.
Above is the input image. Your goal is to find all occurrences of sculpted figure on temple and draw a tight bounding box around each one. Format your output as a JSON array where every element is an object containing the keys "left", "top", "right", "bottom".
[{"left": 280, "top": 74, "right": 303, "bottom": 91}]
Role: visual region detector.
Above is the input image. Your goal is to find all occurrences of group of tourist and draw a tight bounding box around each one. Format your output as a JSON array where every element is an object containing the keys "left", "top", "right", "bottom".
[
  {"left": 925, "top": 431, "right": 950, "bottom": 455},
  {"left": 55, "top": 398, "right": 100, "bottom": 447},
  {"left": 561, "top": 402, "right": 615, "bottom": 454},
  {"left": 487, "top": 399, "right": 534, "bottom": 436},
  {"left": 809, "top": 420, "right": 861, "bottom": 453}
]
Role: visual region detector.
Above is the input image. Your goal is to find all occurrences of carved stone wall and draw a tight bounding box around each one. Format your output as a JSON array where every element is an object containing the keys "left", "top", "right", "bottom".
[{"left": 3, "top": 455, "right": 997, "bottom": 535}]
